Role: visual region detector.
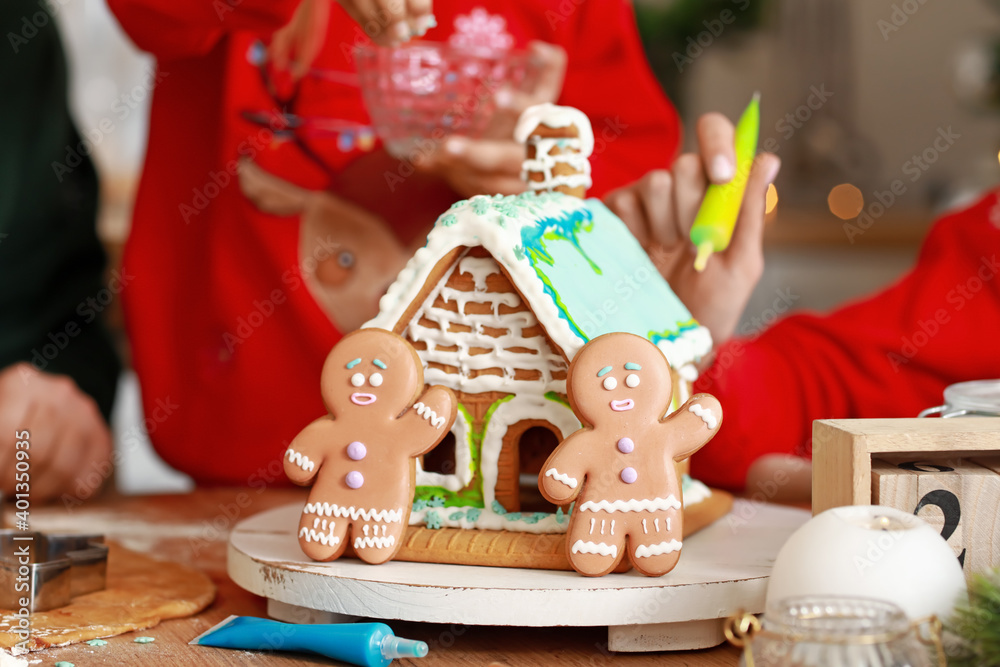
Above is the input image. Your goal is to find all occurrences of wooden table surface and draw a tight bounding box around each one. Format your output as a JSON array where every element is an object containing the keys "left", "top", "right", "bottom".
[{"left": 3, "top": 488, "right": 741, "bottom": 666}]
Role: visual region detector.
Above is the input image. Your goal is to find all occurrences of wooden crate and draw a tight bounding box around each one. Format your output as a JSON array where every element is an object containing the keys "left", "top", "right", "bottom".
[{"left": 813, "top": 418, "right": 1000, "bottom": 577}]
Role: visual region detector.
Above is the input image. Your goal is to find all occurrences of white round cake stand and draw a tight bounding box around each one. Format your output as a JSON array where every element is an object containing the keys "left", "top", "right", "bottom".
[{"left": 228, "top": 500, "right": 808, "bottom": 652}]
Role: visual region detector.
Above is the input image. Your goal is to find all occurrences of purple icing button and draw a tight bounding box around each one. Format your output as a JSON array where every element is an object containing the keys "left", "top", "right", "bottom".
[
  {"left": 617, "top": 437, "right": 634, "bottom": 454},
  {"left": 620, "top": 467, "right": 638, "bottom": 484},
  {"left": 346, "top": 471, "right": 364, "bottom": 489},
  {"left": 347, "top": 441, "right": 367, "bottom": 461}
]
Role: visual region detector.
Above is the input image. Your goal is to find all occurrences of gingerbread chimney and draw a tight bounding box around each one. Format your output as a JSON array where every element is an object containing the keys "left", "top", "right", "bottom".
[{"left": 514, "top": 103, "right": 594, "bottom": 198}]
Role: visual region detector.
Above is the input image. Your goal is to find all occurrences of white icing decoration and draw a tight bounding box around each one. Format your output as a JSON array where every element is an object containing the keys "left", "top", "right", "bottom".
[
  {"left": 298, "top": 526, "right": 341, "bottom": 547},
  {"left": 578, "top": 496, "right": 681, "bottom": 514},
  {"left": 369, "top": 372, "right": 383, "bottom": 387},
  {"left": 601, "top": 519, "right": 606, "bottom": 535},
  {"left": 642, "top": 519, "right": 648, "bottom": 534},
  {"left": 412, "top": 402, "right": 447, "bottom": 429},
  {"left": 520, "top": 138, "right": 593, "bottom": 193},
  {"left": 402, "top": 251, "right": 568, "bottom": 395},
  {"left": 303, "top": 502, "right": 403, "bottom": 523},
  {"left": 689, "top": 403, "right": 719, "bottom": 430},
  {"left": 678, "top": 364, "right": 699, "bottom": 383},
  {"left": 589, "top": 518, "right": 595, "bottom": 535},
  {"left": 353, "top": 535, "right": 396, "bottom": 550},
  {"left": 602, "top": 376, "right": 617, "bottom": 391},
  {"left": 416, "top": 407, "right": 473, "bottom": 491},
  {"left": 571, "top": 540, "right": 617, "bottom": 559},
  {"left": 654, "top": 518, "right": 660, "bottom": 532},
  {"left": 544, "top": 467, "right": 578, "bottom": 489},
  {"left": 514, "top": 103, "right": 595, "bottom": 155},
  {"left": 286, "top": 448, "right": 315, "bottom": 472},
  {"left": 683, "top": 477, "right": 712, "bottom": 506},
  {"left": 625, "top": 373, "right": 640, "bottom": 388},
  {"left": 634, "top": 540, "right": 683, "bottom": 558},
  {"left": 479, "top": 396, "right": 580, "bottom": 512},
  {"left": 457, "top": 255, "right": 500, "bottom": 291},
  {"left": 350, "top": 373, "right": 365, "bottom": 387},
  {"left": 610, "top": 520, "right": 615, "bottom": 536}
]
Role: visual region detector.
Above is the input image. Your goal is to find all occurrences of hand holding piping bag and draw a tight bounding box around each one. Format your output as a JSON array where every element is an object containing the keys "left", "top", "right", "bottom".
[{"left": 690, "top": 93, "right": 761, "bottom": 272}]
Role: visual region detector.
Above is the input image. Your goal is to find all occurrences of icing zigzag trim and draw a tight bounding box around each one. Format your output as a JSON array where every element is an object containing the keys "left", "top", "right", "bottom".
[
  {"left": 286, "top": 448, "right": 315, "bottom": 472},
  {"left": 298, "top": 527, "right": 341, "bottom": 547},
  {"left": 544, "top": 467, "right": 578, "bottom": 489},
  {"left": 688, "top": 403, "right": 718, "bottom": 430},
  {"left": 634, "top": 540, "right": 683, "bottom": 558},
  {"left": 571, "top": 540, "right": 618, "bottom": 558},
  {"left": 354, "top": 535, "right": 396, "bottom": 550},
  {"left": 303, "top": 502, "right": 403, "bottom": 523},
  {"left": 578, "top": 496, "right": 681, "bottom": 513},
  {"left": 413, "top": 402, "right": 447, "bottom": 429}
]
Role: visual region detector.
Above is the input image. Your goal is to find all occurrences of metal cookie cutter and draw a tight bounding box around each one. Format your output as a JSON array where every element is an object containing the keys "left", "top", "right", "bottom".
[{"left": 0, "top": 531, "right": 109, "bottom": 612}]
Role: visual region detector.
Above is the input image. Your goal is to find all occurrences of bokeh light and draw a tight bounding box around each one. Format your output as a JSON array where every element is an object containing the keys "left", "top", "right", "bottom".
[
  {"left": 765, "top": 183, "right": 779, "bottom": 215},
  {"left": 827, "top": 184, "right": 864, "bottom": 220}
]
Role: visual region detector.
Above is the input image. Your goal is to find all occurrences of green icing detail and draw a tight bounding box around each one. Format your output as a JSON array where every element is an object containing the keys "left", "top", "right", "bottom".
[
  {"left": 440, "top": 213, "right": 457, "bottom": 226},
  {"left": 449, "top": 199, "right": 467, "bottom": 210},
  {"left": 345, "top": 358, "right": 361, "bottom": 369},
  {"left": 86, "top": 639, "right": 108, "bottom": 646},
  {"left": 513, "top": 245, "right": 526, "bottom": 261},
  {"left": 597, "top": 365, "right": 612, "bottom": 377},
  {"left": 544, "top": 391, "right": 570, "bottom": 409},
  {"left": 519, "top": 207, "right": 598, "bottom": 342},
  {"left": 625, "top": 362, "right": 641, "bottom": 370},
  {"left": 449, "top": 511, "right": 465, "bottom": 521},
  {"left": 495, "top": 201, "right": 520, "bottom": 218},
  {"left": 373, "top": 358, "right": 387, "bottom": 369},
  {"left": 471, "top": 197, "right": 490, "bottom": 215},
  {"left": 427, "top": 496, "right": 445, "bottom": 508},
  {"left": 467, "top": 508, "right": 481, "bottom": 521},
  {"left": 134, "top": 637, "right": 155, "bottom": 644},
  {"left": 648, "top": 319, "right": 701, "bottom": 345},
  {"left": 55, "top": 662, "right": 75, "bottom": 667},
  {"left": 425, "top": 510, "right": 442, "bottom": 529},
  {"left": 491, "top": 500, "right": 507, "bottom": 515}
]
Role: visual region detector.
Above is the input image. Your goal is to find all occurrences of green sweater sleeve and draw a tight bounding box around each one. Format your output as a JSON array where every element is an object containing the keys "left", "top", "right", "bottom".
[{"left": 0, "top": 1, "right": 121, "bottom": 420}]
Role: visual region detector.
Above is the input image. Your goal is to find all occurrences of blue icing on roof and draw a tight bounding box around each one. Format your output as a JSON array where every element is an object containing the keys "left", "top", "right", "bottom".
[{"left": 521, "top": 199, "right": 697, "bottom": 345}]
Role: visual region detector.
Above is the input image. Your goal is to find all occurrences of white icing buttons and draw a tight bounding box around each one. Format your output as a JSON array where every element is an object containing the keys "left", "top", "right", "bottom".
[
  {"left": 617, "top": 437, "right": 634, "bottom": 454},
  {"left": 346, "top": 471, "right": 364, "bottom": 489},
  {"left": 620, "top": 467, "right": 637, "bottom": 484},
  {"left": 602, "top": 376, "right": 617, "bottom": 391},
  {"left": 369, "top": 372, "right": 383, "bottom": 387},
  {"left": 347, "top": 441, "right": 367, "bottom": 461},
  {"left": 625, "top": 373, "right": 640, "bottom": 388},
  {"left": 350, "top": 373, "right": 365, "bottom": 387}
]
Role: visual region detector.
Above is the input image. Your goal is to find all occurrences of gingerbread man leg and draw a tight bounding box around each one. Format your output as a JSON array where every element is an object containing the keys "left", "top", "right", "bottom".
[
  {"left": 298, "top": 500, "right": 351, "bottom": 562},
  {"left": 349, "top": 505, "right": 407, "bottom": 565},
  {"left": 567, "top": 508, "right": 626, "bottom": 576},
  {"left": 627, "top": 509, "right": 683, "bottom": 576}
]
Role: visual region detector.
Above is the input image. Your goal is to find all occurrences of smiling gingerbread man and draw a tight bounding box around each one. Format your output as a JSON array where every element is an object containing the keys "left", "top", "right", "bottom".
[
  {"left": 284, "top": 328, "right": 456, "bottom": 564},
  {"left": 539, "top": 332, "right": 722, "bottom": 577}
]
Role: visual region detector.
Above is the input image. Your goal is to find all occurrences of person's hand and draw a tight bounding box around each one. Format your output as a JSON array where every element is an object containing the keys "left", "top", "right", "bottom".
[
  {"left": 332, "top": 0, "right": 436, "bottom": 48},
  {"left": 0, "top": 364, "right": 113, "bottom": 503},
  {"left": 604, "top": 113, "right": 781, "bottom": 347},
  {"left": 270, "top": 0, "right": 333, "bottom": 80},
  {"left": 413, "top": 41, "right": 567, "bottom": 198}
]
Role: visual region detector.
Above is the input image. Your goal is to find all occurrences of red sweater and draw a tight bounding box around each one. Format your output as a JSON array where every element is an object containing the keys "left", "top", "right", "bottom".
[
  {"left": 108, "top": 0, "right": 681, "bottom": 485},
  {"left": 692, "top": 190, "right": 1000, "bottom": 490}
]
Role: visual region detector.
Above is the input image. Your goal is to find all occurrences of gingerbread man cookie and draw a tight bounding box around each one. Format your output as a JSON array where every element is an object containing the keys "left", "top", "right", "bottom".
[
  {"left": 538, "top": 332, "right": 722, "bottom": 577},
  {"left": 284, "top": 329, "right": 457, "bottom": 564}
]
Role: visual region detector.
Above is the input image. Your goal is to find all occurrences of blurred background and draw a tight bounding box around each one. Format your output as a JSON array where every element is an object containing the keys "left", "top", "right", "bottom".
[{"left": 46, "top": 0, "right": 1000, "bottom": 490}]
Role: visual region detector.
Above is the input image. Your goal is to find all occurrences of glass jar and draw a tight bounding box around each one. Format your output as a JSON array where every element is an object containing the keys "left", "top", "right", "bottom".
[
  {"left": 727, "top": 596, "right": 939, "bottom": 667},
  {"left": 918, "top": 379, "right": 1000, "bottom": 418}
]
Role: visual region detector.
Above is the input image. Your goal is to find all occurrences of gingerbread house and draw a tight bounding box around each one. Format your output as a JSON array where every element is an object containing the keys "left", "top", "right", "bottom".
[{"left": 365, "top": 191, "right": 715, "bottom": 534}]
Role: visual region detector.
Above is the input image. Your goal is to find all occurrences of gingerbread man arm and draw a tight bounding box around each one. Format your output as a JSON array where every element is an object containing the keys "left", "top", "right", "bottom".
[
  {"left": 538, "top": 432, "right": 588, "bottom": 505},
  {"left": 661, "top": 394, "right": 724, "bottom": 461},
  {"left": 395, "top": 385, "right": 458, "bottom": 457},
  {"left": 284, "top": 416, "right": 334, "bottom": 485}
]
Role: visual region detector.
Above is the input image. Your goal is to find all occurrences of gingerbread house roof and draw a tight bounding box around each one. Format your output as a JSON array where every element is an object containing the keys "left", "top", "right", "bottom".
[{"left": 365, "top": 191, "right": 712, "bottom": 373}]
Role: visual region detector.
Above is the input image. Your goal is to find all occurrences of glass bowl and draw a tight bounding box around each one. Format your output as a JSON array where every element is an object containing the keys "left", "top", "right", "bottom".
[{"left": 355, "top": 41, "right": 537, "bottom": 160}]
